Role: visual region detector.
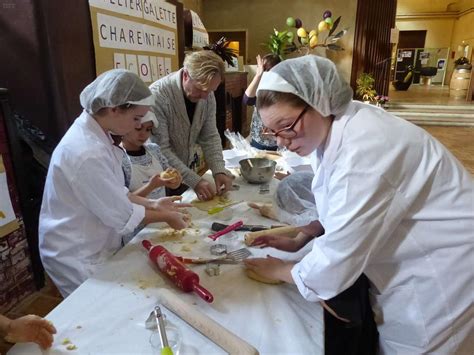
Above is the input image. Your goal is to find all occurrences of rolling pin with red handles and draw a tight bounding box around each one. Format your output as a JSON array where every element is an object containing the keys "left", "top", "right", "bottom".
[{"left": 142, "top": 240, "right": 214, "bottom": 303}]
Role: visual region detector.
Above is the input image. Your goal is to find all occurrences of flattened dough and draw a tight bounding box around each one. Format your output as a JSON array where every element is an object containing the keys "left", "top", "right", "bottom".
[
  {"left": 191, "top": 195, "right": 234, "bottom": 212},
  {"left": 245, "top": 269, "right": 283, "bottom": 285}
]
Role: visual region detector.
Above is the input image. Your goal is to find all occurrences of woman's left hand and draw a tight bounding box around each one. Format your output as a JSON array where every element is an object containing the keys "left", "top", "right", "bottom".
[
  {"left": 244, "top": 256, "right": 295, "bottom": 283},
  {"left": 255, "top": 55, "right": 265, "bottom": 77}
]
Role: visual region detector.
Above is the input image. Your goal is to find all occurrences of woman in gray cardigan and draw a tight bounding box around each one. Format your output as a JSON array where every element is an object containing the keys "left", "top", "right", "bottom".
[{"left": 149, "top": 51, "right": 233, "bottom": 200}]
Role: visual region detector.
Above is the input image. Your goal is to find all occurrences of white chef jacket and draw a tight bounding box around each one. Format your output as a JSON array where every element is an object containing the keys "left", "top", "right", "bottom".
[
  {"left": 39, "top": 111, "right": 145, "bottom": 297},
  {"left": 291, "top": 101, "right": 474, "bottom": 354}
]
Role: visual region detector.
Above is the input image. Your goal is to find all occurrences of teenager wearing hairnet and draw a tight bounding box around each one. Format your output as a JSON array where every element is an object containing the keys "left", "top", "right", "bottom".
[
  {"left": 39, "top": 69, "right": 191, "bottom": 297},
  {"left": 245, "top": 55, "right": 473, "bottom": 354},
  {"left": 250, "top": 172, "right": 378, "bottom": 355}
]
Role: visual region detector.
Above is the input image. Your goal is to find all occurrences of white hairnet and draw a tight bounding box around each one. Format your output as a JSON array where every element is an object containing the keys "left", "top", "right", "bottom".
[
  {"left": 257, "top": 55, "right": 353, "bottom": 117},
  {"left": 274, "top": 171, "right": 318, "bottom": 226},
  {"left": 80, "top": 69, "right": 154, "bottom": 114},
  {"left": 141, "top": 111, "right": 158, "bottom": 128}
]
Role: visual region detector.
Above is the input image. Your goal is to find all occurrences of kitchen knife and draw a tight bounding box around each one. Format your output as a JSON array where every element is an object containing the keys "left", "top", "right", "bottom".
[{"left": 211, "top": 222, "right": 283, "bottom": 232}]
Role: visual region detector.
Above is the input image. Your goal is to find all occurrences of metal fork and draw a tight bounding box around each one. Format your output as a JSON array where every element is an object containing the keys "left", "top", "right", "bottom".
[{"left": 226, "top": 248, "right": 251, "bottom": 261}]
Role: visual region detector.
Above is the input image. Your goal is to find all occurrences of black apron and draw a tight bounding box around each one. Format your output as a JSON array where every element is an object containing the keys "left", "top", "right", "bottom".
[{"left": 323, "top": 274, "right": 379, "bottom": 355}]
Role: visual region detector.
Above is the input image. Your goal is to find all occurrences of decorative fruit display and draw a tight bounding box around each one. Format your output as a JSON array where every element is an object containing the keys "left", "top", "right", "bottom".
[
  {"left": 264, "top": 28, "right": 297, "bottom": 60},
  {"left": 264, "top": 10, "right": 348, "bottom": 58}
]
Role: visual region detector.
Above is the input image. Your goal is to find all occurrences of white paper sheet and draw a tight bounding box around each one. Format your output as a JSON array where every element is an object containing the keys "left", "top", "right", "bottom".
[{"left": 0, "top": 172, "right": 16, "bottom": 227}]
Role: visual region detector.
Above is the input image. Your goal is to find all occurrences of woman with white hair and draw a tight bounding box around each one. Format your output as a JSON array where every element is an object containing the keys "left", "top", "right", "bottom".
[
  {"left": 245, "top": 55, "right": 473, "bottom": 354},
  {"left": 39, "top": 69, "right": 191, "bottom": 297}
]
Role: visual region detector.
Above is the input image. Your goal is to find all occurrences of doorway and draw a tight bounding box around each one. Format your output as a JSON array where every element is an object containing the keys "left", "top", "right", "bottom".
[{"left": 398, "top": 30, "right": 426, "bottom": 49}]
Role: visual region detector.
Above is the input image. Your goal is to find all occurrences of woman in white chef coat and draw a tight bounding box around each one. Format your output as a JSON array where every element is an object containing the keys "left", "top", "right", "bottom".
[
  {"left": 245, "top": 55, "right": 474, "bottom": 354},
  {"left": 39, "top": 69, "right": 191, "bottom": 298}
]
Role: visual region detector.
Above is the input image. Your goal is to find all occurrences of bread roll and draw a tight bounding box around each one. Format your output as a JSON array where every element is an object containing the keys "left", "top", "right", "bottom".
[{"left": 160, "top": 168, "right": 178, "bottom": 179}]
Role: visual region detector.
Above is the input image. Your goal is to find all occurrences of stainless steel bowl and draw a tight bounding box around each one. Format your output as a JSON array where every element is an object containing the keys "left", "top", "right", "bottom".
[{"left": 239, "top": 158, "right": 276, "bottom": 184}]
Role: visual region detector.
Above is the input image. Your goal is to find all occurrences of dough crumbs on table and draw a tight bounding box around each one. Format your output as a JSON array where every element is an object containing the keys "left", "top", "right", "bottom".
[
  {"left": 66, "top": 344, "right": 78, "bottom": 351},
  {"left": 62, "top": 338, "right": 71, "bottom": 345},
  {"left": 180, "top": 245, "right": 192, "bottom": 252}
]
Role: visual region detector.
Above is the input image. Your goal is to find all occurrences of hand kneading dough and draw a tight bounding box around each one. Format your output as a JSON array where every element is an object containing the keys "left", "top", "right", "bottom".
[
  {"left": 161, "top": 169, "right": 179, "bottom": 179},
  {"left": 245, "top": 269, "right": 283, "bottom": 284}
]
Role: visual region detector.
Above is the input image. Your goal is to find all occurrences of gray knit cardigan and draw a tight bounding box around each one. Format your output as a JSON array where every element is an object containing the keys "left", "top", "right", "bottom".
[{"left": 149, "top": 69, "right": 229, "bottom": 188}]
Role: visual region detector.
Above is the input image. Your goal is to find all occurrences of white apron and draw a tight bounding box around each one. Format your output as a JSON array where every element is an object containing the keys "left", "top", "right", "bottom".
[{"left": 128, "top": 147, "right": 166, "bottom": 200}]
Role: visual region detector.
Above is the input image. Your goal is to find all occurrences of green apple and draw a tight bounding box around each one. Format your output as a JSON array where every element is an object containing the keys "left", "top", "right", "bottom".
[{"left": 286, "top": 17, "right": 296, "bottom": 27}]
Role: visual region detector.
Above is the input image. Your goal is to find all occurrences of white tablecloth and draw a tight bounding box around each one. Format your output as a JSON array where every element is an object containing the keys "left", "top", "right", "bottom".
[{"left": 9, "top": 175, "right": 323, "bottom": 355}]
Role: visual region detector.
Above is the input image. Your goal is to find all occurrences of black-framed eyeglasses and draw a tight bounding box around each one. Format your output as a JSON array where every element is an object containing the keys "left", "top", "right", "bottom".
[{"left": 262, "top": 105, "right": 309, "bottom": 139}]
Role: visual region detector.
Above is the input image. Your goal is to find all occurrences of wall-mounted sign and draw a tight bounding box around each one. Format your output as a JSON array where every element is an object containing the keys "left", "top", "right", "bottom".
[
  {"left": 88, "top": 0, "right": 179, "bottom": 83},
  {"left": 190, "top": 10, "right": 209, "bottom": 48}
]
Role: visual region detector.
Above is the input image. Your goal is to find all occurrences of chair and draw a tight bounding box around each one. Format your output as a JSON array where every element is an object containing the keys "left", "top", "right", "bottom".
[
  {"left": 392, "top": 65, "right": 414, "bottom": 91},
  {"left": 419, "top": 66, "right": 438, "bottom": 85}
]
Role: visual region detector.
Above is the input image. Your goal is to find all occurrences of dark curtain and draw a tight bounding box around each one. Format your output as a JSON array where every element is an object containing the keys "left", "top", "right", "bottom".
[{"left": 351, "top": 0, "right": 397, "bottom": 96}]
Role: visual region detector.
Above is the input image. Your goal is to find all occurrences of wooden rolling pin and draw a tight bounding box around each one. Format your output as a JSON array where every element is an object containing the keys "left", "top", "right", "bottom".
[
  {"left": 244, "top": 226, "right": 301, "bottom": 246},
  {"left": 159, "top": 289, "right": 259, "bottom": 355}
]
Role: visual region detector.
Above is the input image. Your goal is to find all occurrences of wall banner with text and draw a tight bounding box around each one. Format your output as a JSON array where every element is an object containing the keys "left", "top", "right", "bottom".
[{"left": 88, "top": 0, "right": 178, "bottom": 83}]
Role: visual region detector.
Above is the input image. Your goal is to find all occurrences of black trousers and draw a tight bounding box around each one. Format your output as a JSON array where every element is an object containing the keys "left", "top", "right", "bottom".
[{"left": 323, "top": 274, "right": 378, "bottom": 355}]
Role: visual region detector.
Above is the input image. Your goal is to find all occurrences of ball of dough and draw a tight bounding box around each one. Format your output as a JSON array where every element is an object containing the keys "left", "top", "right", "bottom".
[
  {"left": 245, "top": 269, "right": 283, "bottom": 284},
  {"left": 160, "top": 169, "right": 178, "bottom": 179}
]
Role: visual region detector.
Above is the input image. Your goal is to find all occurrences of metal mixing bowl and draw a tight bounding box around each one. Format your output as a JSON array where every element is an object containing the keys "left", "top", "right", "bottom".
[{"left": 239, "top": 158, "right": 276, "bottom": 184}]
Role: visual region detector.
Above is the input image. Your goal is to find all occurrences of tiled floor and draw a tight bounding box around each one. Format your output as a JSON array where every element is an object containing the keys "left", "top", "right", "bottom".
[{"left": 389, "top": 84, "right": 474, "bottom": 106}]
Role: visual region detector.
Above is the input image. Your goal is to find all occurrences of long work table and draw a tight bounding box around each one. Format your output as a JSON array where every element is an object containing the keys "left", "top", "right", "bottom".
[{"left": 9, "top": 174, "right": 323, "bottom": 355}]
